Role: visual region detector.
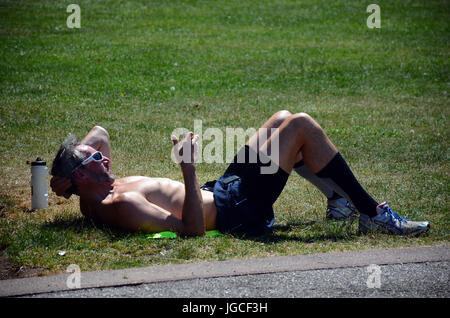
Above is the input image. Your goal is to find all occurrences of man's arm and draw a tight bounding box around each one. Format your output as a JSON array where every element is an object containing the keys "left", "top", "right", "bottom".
[
  {"left": 172, "top": 132, "right": 205, "bottom": 236},
  {"left": 179, "top": 163, "right": 205, "bottom": 236},
  {"left": 80, "top": 125, "right": 111, "bottom": 159}
]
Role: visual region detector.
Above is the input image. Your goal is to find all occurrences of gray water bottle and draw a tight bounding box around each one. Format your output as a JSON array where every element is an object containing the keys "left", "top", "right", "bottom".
[{"left": 31, "top": 157, "right": 48, "bottom": 210}]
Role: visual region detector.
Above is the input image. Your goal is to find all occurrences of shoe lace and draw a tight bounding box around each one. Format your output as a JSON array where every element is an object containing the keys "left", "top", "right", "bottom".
[{"left": 385, "top": 205, "right": 408, "bottom": 223}]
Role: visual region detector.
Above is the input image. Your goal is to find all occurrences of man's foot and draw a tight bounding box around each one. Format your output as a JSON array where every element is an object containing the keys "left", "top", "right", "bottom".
[
  {"left": 359, "top": 202, "right": 430, "bottom": 236},
  {"left": 326, "top": 198, "right": 358, "bottom": 221}
]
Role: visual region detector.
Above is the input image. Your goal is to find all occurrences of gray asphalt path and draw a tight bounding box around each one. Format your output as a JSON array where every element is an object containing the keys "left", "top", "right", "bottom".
[
  {"left": 26, "top": 261, "right": 449, "bottom": 298},
  {"left": 1, "top": 245, "right": 449, "bottom": 298}
]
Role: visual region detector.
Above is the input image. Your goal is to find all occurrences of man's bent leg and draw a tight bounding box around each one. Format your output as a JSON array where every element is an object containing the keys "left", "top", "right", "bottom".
[
  {"left": 244, "top": 110, "right": 337, "bottom": 205},
  {"left": 243, "top": 111, "right": 367, "bottom": 219},
  {"left": 245, "top": 111, "right": 352, "bottom": 212},
  {"left": 256, "top": 111, "right": 429, "bottom": 235},
  {"left": 261, "top": 112, "right": 379, "bottom": 217},
  {"left": 260, "top": 112, "right": 338, "bottom": 174},
  {"left": 293, "top": 156, "right": 334, "bottom": 199},
  {"left": 245, "top": 110, "right": 292, "bottom": 152}
]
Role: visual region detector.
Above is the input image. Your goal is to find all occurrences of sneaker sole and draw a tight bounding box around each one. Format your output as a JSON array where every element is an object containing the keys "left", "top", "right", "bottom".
[{"left": 358, "top": 222, "right": 430, "bottom": 236}]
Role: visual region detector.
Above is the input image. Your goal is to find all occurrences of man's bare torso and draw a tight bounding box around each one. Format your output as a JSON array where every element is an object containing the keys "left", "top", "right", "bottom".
[{"left": 80, "top": 176, "right": 217, "bottom": 231}]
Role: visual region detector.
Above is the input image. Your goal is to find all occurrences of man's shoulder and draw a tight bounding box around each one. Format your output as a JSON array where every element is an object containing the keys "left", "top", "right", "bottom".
[
  {"left": 115, "top": 176, "right": 149, "bottom": 183},
  {"left": 107, "top": 177, "right": 149, "bottom": 202}
]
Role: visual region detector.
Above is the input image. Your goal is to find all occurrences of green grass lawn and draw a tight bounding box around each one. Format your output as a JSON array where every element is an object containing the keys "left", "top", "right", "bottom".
[{"left": 0, "top": 0, "right": 449, "bottom": 277}]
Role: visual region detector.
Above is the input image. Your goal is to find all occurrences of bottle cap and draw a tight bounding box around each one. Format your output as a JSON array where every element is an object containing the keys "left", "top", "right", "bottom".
[{"left": 31, "top": 157, "right": 46, "bottom": 166}]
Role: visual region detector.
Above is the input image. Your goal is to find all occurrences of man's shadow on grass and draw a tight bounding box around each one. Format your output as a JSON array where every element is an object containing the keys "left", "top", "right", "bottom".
[
  {"left": 42, "top": 215, "right": 358, "bottom": 243},
  {"left": 230, "top": 220, "right": 359, "bottom": 243},
  {"left": 41, "top": 215, "right": 134, "bottom": 241}
]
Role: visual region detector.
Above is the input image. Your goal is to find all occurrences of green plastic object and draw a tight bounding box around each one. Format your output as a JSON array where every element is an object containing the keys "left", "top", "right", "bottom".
[
  {"left": 146, "top": 230, "right": 222, "bottom": 239},
  {"left": 146, "top": 231, "right": 178, "bottom": 239},
  {"left": 205, "top": 230, "right": 223, "bottom": 237}
]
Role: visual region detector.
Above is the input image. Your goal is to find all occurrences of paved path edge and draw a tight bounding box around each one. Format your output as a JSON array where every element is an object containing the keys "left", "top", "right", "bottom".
[{"left": 1, "top": 245, "right": 448, "bottom": 297}]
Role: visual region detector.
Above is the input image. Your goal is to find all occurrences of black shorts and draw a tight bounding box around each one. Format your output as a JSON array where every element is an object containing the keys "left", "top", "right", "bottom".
[{"left": 201, "top": 146, "right": 289, "bottom": 236}]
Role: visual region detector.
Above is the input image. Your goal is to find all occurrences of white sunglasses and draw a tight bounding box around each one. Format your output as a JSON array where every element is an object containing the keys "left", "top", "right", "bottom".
[{"left": 72, "top": 151, "right": 103, "bottom": 173}]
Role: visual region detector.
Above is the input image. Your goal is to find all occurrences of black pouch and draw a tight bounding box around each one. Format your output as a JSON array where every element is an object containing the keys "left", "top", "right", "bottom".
[{"left": 201, "top": 175, "right": 240, "bottom": 192}]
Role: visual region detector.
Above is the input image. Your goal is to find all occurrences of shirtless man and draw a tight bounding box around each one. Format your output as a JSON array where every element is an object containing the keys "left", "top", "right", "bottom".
[{"left": 50, "top": 110, "right": 430, "bottom": 237}]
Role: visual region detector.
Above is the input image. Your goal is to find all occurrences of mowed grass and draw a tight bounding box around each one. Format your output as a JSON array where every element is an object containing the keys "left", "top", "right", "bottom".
[{"left": 0, "top": 0, "right": 449, "bottom": 276}]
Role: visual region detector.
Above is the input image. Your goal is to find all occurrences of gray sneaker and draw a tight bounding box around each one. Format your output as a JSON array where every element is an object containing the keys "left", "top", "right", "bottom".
[
  {"left": 359, "top": 202, "right": 430, "bottom": 236},
  {"left": 326, "top": 198, "right": 358, "bottom": 221}
]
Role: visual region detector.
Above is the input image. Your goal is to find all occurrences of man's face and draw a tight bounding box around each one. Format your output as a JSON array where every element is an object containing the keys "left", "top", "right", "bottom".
[{"left": 74, "top": 145, "right": 115, "bottom": 185}]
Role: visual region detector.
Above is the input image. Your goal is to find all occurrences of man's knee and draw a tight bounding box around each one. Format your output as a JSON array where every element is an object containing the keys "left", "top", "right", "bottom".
[
  {"left": 276, "top": 109, "right": 292, "bottom": 120},
  {"left": 272, "top": 110, "right": 292, "bottom": 126},
  {"left": 287, "top": 112, "right": 321, "bottom": 133}
]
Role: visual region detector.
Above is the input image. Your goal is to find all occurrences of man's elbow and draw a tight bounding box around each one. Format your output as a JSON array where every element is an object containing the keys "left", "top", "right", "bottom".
[{"left": 93, "top": 126, "right": 110, "bottom": 139}]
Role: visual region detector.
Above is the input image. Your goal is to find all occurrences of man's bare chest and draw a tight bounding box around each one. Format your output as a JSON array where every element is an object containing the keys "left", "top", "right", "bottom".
[{"left": 110, "top": 177, "right": 186, "bottom": 212}]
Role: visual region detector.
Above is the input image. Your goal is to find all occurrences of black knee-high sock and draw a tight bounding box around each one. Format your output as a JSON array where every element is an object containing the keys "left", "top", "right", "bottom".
[{"left": 314, "top": 153, "right": 379, "bottom": 217}]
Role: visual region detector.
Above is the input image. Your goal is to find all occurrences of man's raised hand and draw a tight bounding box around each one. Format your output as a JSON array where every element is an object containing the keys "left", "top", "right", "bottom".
[{"left": 171, "top": 132, "right": 199, "bottom": 166}]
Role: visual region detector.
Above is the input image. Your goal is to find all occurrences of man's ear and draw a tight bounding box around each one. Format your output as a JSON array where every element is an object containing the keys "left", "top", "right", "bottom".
[{"left": 73, "top": 169, "right": 88, "bottom": 181}]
